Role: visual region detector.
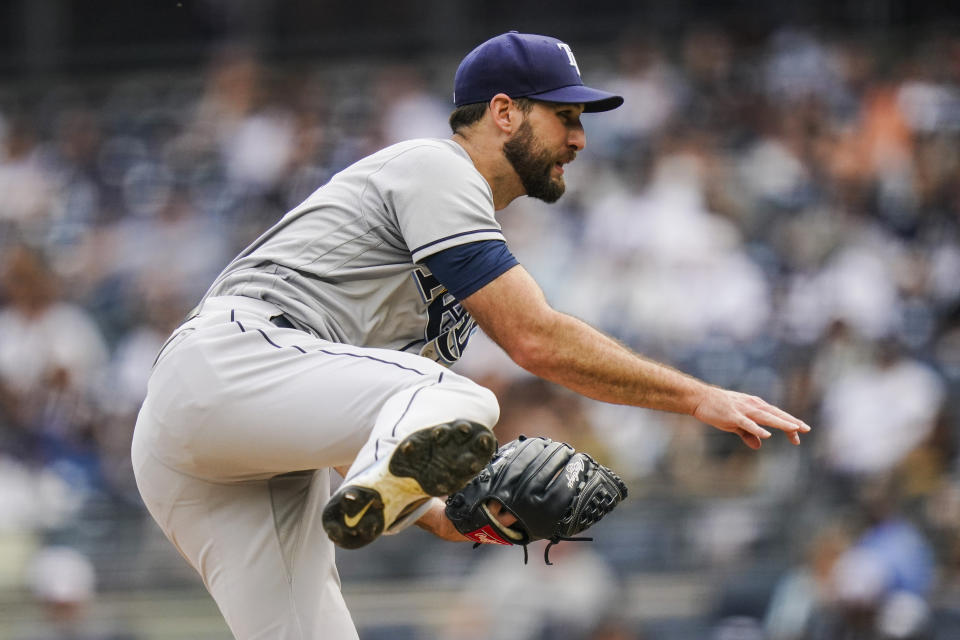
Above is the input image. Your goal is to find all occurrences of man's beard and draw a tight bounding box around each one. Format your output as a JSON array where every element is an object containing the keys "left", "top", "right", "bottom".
[{"left": 503, "top": 120, "right": 567, "bottom": 203}]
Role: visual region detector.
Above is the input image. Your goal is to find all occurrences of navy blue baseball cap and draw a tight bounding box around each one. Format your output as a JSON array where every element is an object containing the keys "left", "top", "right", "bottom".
[{"left": 454, "top": 32, "right": 624, "bottom": 113}]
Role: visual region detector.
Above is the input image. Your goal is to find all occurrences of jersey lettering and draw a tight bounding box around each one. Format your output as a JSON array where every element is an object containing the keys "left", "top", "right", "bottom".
[
  {"left": 411, "top": 265, "right": 477, "bottom": 365},
  {"left": 412, "top": 267, "right": 446, "bottom": 304},
  {"left": 556, "top": 42, "right": 581, "bottom": 78}
]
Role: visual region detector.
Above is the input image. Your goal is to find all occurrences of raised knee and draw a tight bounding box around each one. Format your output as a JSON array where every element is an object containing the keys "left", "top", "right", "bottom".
[{"left": 469, "top": 384, "right": 500, "bottom": 429}]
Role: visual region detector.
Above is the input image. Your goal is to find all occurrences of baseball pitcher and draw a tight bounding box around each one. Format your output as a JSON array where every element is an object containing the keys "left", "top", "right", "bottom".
[{"left": 132, "top": 31, "right": 809, "bottom": 639}]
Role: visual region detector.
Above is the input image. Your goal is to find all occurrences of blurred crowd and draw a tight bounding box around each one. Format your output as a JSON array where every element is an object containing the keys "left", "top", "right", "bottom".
[{"left": 2, "top": 24, "right": 960, "bottom": 639}]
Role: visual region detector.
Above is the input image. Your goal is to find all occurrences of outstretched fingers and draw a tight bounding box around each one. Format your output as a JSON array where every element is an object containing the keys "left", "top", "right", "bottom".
[
  {"left": 693, "top": 387, "right": 811, "bottom": 449},
  {"left": 736, "top": 415, "right": 769, "bottom": 449},
  {"left": 736, "top": 429, "right": 762, "bottom": 449},
  {"left": 756, "top": 399, "right": 812, "bottom": 432},
  {"left": 744, "top": 400, "right": 811, "bottom": 446},
  {"left": 750, "top": 409, "right": 801, "bottom": 442}
]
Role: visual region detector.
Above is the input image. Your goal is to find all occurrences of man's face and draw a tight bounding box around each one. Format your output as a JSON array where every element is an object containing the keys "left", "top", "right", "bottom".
[{"left": 503, "top": 102, "right": 585, "bottom": 204}]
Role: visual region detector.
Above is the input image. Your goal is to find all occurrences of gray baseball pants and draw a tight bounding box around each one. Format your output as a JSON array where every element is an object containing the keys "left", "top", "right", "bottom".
[{"left": 131, "top": 296, "right": 499, "bottom": 639}]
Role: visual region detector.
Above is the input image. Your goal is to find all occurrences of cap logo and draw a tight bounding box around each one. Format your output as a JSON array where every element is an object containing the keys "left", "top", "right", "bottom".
[
  {"left": 556, "top": 42, "right": 581, "bottom": 78},
  {"left": 452, "top": 32, "right": 623, "bottom": 111}
]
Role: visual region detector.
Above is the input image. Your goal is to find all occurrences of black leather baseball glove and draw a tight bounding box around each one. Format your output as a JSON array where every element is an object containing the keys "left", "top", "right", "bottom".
[{"left": 444, "top": 435, "right": 628, "bottom": 564}]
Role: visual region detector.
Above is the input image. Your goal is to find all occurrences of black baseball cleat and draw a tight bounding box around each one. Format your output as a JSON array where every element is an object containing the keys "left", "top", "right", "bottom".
[{"left": 322, "top": 420, "right": 497, "bottom": 549}]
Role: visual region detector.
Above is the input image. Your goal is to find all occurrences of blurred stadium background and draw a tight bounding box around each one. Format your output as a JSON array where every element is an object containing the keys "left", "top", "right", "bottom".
[{"left": 3, "top": 1, "right": 960, "bottom": 638}]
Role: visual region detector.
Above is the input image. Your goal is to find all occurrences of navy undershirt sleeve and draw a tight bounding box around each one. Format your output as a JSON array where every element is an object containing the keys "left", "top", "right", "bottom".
[{"left": 422, "top": 240, "right": 519, "bottom": 300}]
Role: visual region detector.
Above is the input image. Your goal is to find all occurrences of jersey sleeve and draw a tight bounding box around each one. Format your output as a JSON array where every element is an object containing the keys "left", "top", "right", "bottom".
[
  {"left": 423, "top": 240, "right": 519, "bottom": 300},
  {"left": 378, "top": 143, "right": 505, "bottom": 263}
]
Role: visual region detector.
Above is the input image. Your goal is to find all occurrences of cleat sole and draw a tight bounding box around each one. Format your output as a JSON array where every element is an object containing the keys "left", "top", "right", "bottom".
[{"left": 388, "top": 420, "right": 496, "bottom": 496}]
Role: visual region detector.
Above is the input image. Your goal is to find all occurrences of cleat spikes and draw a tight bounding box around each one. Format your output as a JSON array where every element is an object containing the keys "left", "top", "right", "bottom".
[{"left": 388, "top": 421, "right": 497, "bottom": 496}]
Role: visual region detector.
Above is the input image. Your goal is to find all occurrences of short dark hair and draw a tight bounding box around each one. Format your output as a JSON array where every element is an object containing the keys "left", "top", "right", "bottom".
[{"left": 448, "top": 97, "right": 535, "bottom": 134}]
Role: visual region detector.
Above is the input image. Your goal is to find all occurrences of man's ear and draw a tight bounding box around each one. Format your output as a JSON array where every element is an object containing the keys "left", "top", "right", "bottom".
[{"left": 489, "top": 93, "right": 520, "bottom": 135}]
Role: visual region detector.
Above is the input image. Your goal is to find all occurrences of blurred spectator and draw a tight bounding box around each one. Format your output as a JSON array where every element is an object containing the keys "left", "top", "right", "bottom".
[
  {"left": 582, "top": 150, "right": 771, "bottom": 349},
  {"left": 806, "top": 547, "right": 933, "bottom": 640},
  {"left": 855, "top": 481, "right": 935, "bottom": 599},
  {"left": 0, "top": 454, "right": 77, "bottom": 534},
  {"left": 589, "top": 35, "right": 681, "bottom": 155},
  {"left": 808, "top": 320, "right": 874, "bottom": 397},
  {"left": 0, "top": 117, "right": 57, "bottom": 240},
  {"left": 108, "top": 187, "right": 230, "bottom": 307},
  {"left": 14, "top": 546, "right": 137, "bottom": 640},
  {"left": 818, "top": 340, "right": 945, "bottom": 484},
  {"left": 0, "top": 245, "right": 109, "bottom": 470},
  {"left": 443, "top": 541, "right": 622, "bottom": 640},
  {"left": 377, "top": 65, "right": 451, "bottom": 144},
  {"left": 765, "top": 524, "right": 852, "bottom": 640},
  {"left": 802, "top": 481, "right": 936, "bottom": 640}
]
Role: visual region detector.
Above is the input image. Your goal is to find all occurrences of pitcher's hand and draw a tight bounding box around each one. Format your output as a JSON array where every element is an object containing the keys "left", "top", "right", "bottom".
[{"left": 693, "top": 387, "right": 811, "bottom": 449}]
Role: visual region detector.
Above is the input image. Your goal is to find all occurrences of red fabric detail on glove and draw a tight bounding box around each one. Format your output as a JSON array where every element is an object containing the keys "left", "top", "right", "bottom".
[{"left": 465, "top": 525, "right": 513, "bottom": 546}]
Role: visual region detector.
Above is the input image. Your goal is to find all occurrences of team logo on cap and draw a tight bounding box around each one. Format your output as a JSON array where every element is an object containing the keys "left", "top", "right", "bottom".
[{"left": 556, "top": 42, "right": 581, "bottom": 78}]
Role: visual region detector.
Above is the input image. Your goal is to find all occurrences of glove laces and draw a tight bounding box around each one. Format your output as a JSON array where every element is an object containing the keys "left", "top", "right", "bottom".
[
  {"left": 470, "top": 535, "right": 594, "bottom": 565},
  {"left": 543, "top": 535, "right": 593, "bottom": 565}
]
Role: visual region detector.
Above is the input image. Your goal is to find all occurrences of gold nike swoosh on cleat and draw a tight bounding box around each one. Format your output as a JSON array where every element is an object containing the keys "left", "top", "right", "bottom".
[{"left": 343, "top": 500, "right": 374, "bottom": 528}]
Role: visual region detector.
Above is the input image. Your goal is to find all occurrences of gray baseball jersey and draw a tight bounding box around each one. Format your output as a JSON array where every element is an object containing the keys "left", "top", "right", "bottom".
[{"left": 204, "top": 138, "right": 504, "bottom": 365}]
